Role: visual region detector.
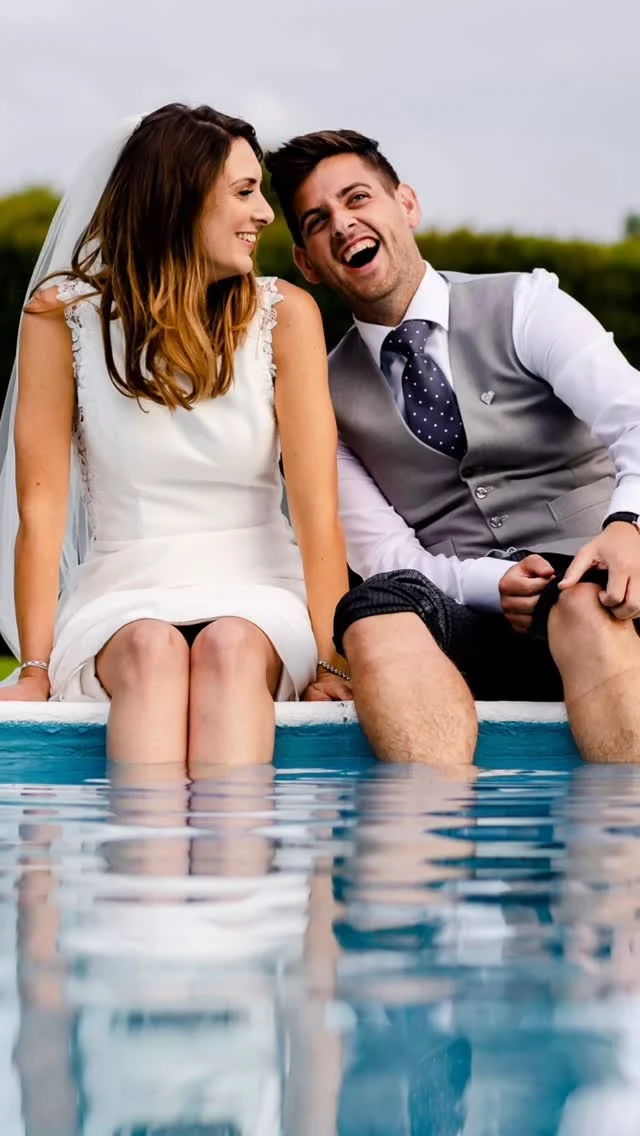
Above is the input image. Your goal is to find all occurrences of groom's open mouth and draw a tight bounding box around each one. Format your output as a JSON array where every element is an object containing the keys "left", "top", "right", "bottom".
[{"left": 340, "top": 237, "right": 381, "bottom": 270}]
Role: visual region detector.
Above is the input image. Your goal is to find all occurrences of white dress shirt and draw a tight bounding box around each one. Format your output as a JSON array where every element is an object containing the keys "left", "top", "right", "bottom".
[{"left": 338, "top": 262, "right": 640, "bottom": 611}]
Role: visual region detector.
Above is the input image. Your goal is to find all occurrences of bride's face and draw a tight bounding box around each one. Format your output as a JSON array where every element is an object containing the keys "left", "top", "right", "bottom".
[{"left": 199, "top": 138, "right": 274, "bottom": 282}]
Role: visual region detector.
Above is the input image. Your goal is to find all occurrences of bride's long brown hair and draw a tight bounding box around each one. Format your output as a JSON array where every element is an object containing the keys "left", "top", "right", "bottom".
[{"left": 66, "top": 104, "right": 262, "bottom": 410}]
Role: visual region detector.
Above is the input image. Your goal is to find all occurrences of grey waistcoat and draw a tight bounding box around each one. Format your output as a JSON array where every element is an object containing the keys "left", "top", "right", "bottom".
[{"left": 329, "top": 271, "right": 615, "bottom": 560}]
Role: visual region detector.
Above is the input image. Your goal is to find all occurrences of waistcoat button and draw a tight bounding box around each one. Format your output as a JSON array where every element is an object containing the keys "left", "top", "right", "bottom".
[{"left": 489, "top": 514, "right": 510, "bottom": 529}]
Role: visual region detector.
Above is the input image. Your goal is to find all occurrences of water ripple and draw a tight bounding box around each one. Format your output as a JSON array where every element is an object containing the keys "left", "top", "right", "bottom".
[{"left": 2, "top": 761, "right": 640, "bottom": 1134}]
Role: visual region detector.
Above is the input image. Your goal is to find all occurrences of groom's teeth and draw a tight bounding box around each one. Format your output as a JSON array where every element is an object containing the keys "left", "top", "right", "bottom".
[{"left": 345, "top": 238, "right": 376, "bottom": 263}]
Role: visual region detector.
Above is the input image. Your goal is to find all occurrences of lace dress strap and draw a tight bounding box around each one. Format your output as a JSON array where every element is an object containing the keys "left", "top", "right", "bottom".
[
  {"left": 55, "top": 276, "right": 97, "bottom": 306},
  {"left": 256, "top": 276, "right": 283, "bottom": 382},
  {"left": 56, "top": 278, "right": 97, "bottom": 383},
  {"left": 54, "top": 277, "right": 101, "bottom": 390}
]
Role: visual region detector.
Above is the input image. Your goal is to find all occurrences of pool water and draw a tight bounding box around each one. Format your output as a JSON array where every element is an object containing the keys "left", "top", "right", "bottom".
[{"left": 2, "top": 751, "right": 640, "bottom": 1135}]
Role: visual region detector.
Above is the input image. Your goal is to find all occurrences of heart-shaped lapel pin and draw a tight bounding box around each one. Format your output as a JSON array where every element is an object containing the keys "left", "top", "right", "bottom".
[{"left": 480, "top": 390, "right": 495, "bottom": 405}]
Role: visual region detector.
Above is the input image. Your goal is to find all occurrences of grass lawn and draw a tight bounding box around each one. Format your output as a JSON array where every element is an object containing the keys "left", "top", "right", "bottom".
[{"left": 0, "top": 656, "right": 17, "bottom": 680}]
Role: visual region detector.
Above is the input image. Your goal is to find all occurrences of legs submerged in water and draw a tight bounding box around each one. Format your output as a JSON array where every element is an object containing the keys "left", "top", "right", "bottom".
[
  {"left": 334, "top": 571, "right": 478, "bottom": 766},
  {"left": 97, "top": 619, "right": 190, "bottom": 764},
  {"left": 339, "top": 573, "right": 640, "bottom": 765},
  {"left": 188, "top": 617, "right": 281, "bottom": 772},
  {"left": 548, "top": 582, "right": 640, "bottom": 763},
  {"left": 96, "top": 616, "right": 282, "bottom": 768},
  {"left": 343, "top": 612, "right": 477, "bottom": 766}
]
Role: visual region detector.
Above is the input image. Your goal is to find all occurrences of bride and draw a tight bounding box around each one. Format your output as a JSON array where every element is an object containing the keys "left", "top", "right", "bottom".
[{"left": 0, "top": 103, "right": 352, "bottom": 768}]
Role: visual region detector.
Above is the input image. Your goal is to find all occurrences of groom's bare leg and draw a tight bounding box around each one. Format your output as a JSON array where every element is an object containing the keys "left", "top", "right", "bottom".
[
  {"left": 548, "top": 582, "right": 640, "bottom": 763},
  {"left": 344, "top": 612, "right": 477, "bottom": 765}
]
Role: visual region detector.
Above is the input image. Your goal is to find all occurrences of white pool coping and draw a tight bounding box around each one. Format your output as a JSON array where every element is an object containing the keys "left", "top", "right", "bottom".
[{"left": 0, "top": 700, "right": 568, "bottom": 727}]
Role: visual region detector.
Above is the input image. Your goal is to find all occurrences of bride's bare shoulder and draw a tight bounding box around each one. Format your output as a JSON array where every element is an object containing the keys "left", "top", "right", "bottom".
[{"left": 24, "top": 284, "right": 67, "bottom": 318}]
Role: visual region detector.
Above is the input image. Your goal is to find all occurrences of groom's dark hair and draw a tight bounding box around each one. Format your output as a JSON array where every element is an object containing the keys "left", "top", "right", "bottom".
[{"left": 265, "top": 130, "right": 400, "bottom": 246}]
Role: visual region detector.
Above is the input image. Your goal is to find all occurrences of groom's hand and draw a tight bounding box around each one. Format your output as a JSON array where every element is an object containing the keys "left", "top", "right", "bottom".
[
  {"left": 559, "top": 523, "right": 640, "bottom": 620},
  {"left": 499, "top": 555, "right": 556, "bottom": 634}
]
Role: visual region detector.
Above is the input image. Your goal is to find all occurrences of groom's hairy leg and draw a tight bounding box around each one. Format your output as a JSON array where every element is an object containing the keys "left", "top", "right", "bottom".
[
  {"left": 343, "top": 612, "right": 478, "bottom": 765},
  {"left": 548, "top": 582, "right": 640, "bottom": 763},
  {"left": 97, "top": 619, "right": 190, "bottom": 764}
]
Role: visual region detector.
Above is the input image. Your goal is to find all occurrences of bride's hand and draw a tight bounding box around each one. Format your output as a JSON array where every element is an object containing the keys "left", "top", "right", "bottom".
[
  {"left": 302, "top": 672, "right": 353, "bottom": 702},
  {"left": 0, "top": 673, "right": 50, "bottom": 702}
]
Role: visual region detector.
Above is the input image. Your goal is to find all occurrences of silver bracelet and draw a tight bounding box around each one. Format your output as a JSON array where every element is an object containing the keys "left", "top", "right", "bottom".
[
  {"left": 19, "top": 659, "right": 50, "bottom": 676},
  {"left": 317, "top": 659, "right": 352, "bottom": 682}
]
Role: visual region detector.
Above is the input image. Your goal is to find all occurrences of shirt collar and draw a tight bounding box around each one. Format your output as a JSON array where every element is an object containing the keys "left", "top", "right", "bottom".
[{"left": 354, "top": 262, "right": 450, "bottom": 365}]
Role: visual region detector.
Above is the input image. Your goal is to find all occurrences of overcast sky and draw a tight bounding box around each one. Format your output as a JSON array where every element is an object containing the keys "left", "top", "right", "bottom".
[{"left": 1, "top": 0, "right": 638, "bottom": 241}]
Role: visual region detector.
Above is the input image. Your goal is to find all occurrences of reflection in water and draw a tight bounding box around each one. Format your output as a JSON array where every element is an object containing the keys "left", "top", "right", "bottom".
[{"left": 3, "top": 761, "right": 640, "bottom": 1133}]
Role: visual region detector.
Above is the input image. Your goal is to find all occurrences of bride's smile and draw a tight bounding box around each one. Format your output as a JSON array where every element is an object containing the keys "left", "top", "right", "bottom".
[{"left": 200, "top": 138, "right": 273, "bottom": 283}]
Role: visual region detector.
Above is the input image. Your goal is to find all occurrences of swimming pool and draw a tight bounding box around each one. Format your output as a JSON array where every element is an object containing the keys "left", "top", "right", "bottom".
[{"left": 1, "top": 726, "right": 639, "bottom": 1135}]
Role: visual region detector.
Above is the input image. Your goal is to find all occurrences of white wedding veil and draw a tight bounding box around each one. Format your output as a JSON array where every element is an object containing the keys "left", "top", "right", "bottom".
[{"left": 0, "top": 116, "right": 142, "bottom": 663}]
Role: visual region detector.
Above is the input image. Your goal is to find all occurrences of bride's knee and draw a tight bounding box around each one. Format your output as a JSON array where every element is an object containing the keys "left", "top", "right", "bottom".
[
  {"left": 102, "top": 620, "right": 189, "bottom": 687},
  {"left": 190, "top": 618, "right": 276, "bottom": 682}
]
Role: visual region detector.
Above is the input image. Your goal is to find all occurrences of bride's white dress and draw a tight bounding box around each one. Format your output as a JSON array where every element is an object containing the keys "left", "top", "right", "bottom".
[{"left": 48, "top": 276, "right": 317, "bottom": 702}]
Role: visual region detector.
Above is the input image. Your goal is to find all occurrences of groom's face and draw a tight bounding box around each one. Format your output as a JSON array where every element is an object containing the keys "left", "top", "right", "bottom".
[{"left": 291, "top": 153, "right": 422, "bottom": 312}]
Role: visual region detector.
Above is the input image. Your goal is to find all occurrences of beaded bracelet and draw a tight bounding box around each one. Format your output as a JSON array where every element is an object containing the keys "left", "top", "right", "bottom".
[
  {"left": 317, "top": 659, "right": 352, "bottom": 682},
  {"left": 19, "top": 659, "right": 49, "bottom": 676}
]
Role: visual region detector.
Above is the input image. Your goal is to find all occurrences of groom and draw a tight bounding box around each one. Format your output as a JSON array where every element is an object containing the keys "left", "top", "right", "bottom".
[{"left": 265, "top": 130, "right": 640, "bottom": 765}]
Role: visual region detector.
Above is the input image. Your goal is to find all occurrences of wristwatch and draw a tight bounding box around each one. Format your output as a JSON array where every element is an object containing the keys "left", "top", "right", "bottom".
[{"left": 602, "top": 511, "right": 640, "bottom": 533}]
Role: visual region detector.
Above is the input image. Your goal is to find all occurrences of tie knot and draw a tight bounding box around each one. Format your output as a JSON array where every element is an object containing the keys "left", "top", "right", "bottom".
[{"left": 381, "top": 319, "right": 432, "bottom": 361}]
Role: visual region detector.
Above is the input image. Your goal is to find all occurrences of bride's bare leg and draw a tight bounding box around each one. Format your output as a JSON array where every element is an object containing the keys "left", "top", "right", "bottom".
[
  {"left": 96, "top": 619, "right": 190, "bottom": 764},
  {"left": 188, "top": 617, "right": 282, "bottom": 772}
]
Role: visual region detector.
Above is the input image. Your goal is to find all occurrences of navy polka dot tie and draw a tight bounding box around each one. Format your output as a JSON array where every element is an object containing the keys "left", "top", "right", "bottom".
[{"left": 381, "top": 319, "right": 467, "bottom": 459}]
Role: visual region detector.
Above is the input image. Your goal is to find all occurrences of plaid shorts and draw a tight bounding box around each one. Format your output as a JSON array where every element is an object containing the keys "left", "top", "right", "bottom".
[{"left": 332, "top": 557, "right": 625, "bottom": 702}]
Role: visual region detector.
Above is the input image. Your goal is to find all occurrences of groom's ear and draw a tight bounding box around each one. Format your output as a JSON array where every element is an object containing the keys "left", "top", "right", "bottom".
[
  {"left": 396, "top": 183, "right": 422, "bottom": 233},
  {"left": 293, "top": 243, "right": 322, "bottom": 285}
]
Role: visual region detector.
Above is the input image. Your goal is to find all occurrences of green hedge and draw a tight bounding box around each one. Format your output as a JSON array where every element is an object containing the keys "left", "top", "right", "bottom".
[
  {"left": 2, "top": 188, "right": 640, "bottom": 414},
  {"left": 0, "top": 188, "right": 61, "bottom": 402},
  {"left": 417, "top": 228, "right": 640, "bottom": 370}
]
